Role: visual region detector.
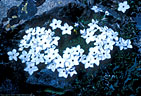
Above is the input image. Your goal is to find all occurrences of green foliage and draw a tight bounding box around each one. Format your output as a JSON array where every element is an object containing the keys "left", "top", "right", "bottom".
[{"left": 72, "top": 49, "right": 140, "bottom": 96}]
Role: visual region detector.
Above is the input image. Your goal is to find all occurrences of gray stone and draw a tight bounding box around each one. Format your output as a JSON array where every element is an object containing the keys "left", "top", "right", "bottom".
[
  {"left": 36, "top": 0, "right": 75, "bottom": 16},
  {"left": 0, "top": 0, "right": 23, "bottom": 23},
  {"left": 26, "top": 69, "right": 71, "bottom": 89}
]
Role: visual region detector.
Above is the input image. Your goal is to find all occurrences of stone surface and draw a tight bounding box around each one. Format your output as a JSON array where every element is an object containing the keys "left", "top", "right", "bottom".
[
  {"left": 26, "top": 69, "right": 71, "bottom": 89},
  {"left": 0, "top": 0, "right": 76, "bottom": 24},
  {"left": 36, "top": 0, "right": 75, "bottom": 16},
  {"left": 0, "top": 0, "right": 23, "bottom": 23}
]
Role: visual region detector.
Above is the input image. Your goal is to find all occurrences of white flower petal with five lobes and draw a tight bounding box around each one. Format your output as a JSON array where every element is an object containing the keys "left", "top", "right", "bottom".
[
  {"left": 63, "top": 47, "right": 73, "bottom": 59},
  {"left": 50, "top": 19, "right": 62, "bottom": 30},
  {"left": 54, "top": 56, "right": 65, "bottom": 68},
  {"left": 19, "top": 50, "right": 30, "bottom": 63},
  {"left": 68, "top": 67, "right": 77, "bottom": 77},
  {"left": 82, "top": 29, "right": 96, "bottom": 44},
  {"left": 68, "top": 56, "right": 79, "bottom": 66},
  {"left": 57, "top": 68, "right": 68, "bottom": 78},
  {"left": 103, "top": 38, "right": 115, "bottom": 50},
  {"left": 61, "top": 23, "right": 73, "bottom": 35},
  {"left": 24, "top": 62, "right": 38, "bottom": 75},
  {"left": 42, "top": 38, "right": 52, "bottom": 49},
  {"left": 46, "top": 63, "right": 57, "bottom": 72},
  {"left": 7, "top": 49, "right": 19, "bottom": 61},
  {"left": 81, "top": 55, "right": 94, "bottom": 68},
  {"left": 35, "top": 27, "right": 45, "bottom": 35},
  {"left": 88, "top": 19, "right": 99, "bottom": 30},
  {"left": 89, "top": 46, "right": 99, "bottom": 55},
  {"left": 71, "top": 45, "right": 84, "bottom": 56},
  {"left": 118, "top": 1, "right": 130, "bottom": 13}
]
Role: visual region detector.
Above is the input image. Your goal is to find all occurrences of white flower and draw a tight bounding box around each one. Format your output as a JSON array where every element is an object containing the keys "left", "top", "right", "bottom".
[
  {"left": 46, "top": 63, "right": 57, "bottom": 72},
  {"left": 61, "top": 23, "right": 73, "bottom": 35},
  {"left": 34, "top": 53, "right": 45, "bottom": 65},
  {"left": 28, "top": 48, "right": 36, "bottom": 55},
  {"left": 25, "top": 28, "right": 33, "bottom": 34},
  {"left": 115, "top": 37, "right": 132, "bottom": 50},
  {"left": 19, "top": 50, "right": 30, "bottom": 63},
  {"left": 44, "top": 29, "right": 53, "bottom": 37},
  {"left": 49, "top": 49, "right": 59, "bottom": 58},
  {"left": 57, "top": 68, "right": 68, "bottom": 78},
  {"left": 106, "top": 28, "right": 119, "bottom": 41},
  {"left": 103, "top": 50, "right": 111, "bottom": 59},
  {"left": 42, "top": 38, "right": 52, "bottom": 49},
  {"left": 94, "top": 38, "right": 104, "bottom": 48},
  {"left": 89, "top": 46, "right": 100, "bottom": 55},
  {"left": 51, "top": 36, "right": 60, "bottom": 46},
  {"left": 103, "top": 38, "right": 115, "bottom": 50},
  {"left": 105, "top": 11, "right": 109, "bottom": 16},
  {"left": 67, "top": 67, "right": 77, "bottom": 77},
  {"left": 24, "top": 62, "right": 38, "bottom": 75},
  {"left": 118, "top": 1, "right": 130, "bottom": 13},
  {"left": 63, "top": 47, "right": 73, "bottom": 59},
  {"left": 44, "top": 50, "right": 58, "bottom": 64},
  {"left": 97, "top": 33, "right": 107, "bottom": 41},
  {"left": 35, "top": 27, "right": 45, "bottom": 35},
  {"left": 88, "top": 19, "right": 99, "bottom": 28},
  {"left": 74, "top": 23, "right": 79, "bottom": 27},
  {"left": 81, "top": 28, "right": 96, "bottom": 44},
  {"left": 91, "top": 6, "right": 101, "bottom": 13},
  {"left": 80, "top": 29, "right": 87, "bottom": 36},
  {"left": 30, "top": 28, "right": 36, "bottom": 35},
  {"left": 67, "top": 56, "right": 79, "bottom": 66},
  {"left": 71, "top": 45, "right": 84, "bottom": 56},
  {"left": 64, "top": 61, "right": 73, "bottom": 69},
  {"left": 53, "top": 56, "right": 65, "bottom": 68},
  {"left": 23, "top": 34, "right": 31, "bottom": 41},
  {"left": 20, "top": 39, "right": 29, "bottom": 49},
  {"left": 57, "top": 67, "right": 77, "bottom": 78},
  {"left": 7, "top": 49, "right": 19, "bottom": 61},
  {"left": 82, "top": 55, "right": 94, "bottom": 69},
  {"left": 44, "top": 54, "right": 53, "bottom": 64},
  {"left": 126, "top": 39, "right": 133, "bottom": 49},
  {"left": 50, "top": 19, "right": 62, "bottom": 30},
  {"left": 93, "top": 56, "right": 100, "bottom": 66}
]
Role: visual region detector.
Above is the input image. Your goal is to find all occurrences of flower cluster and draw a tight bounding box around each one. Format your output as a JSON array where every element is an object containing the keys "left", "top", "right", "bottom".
[
  {"left": 7, "top": 18, "right": 132, "bottom": 78},
  {"left": 47, "top": 45, "right": 84, "bottom": 78},
  {"left": 79, "top": 21, "right": 132, "bottom": 68}
]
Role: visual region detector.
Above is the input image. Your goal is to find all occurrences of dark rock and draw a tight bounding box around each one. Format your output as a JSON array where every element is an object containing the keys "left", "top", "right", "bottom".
[
  {"left": 34, "top": 0, "right": 46, "bottom": 7},
  {"left": 9, "top": 18, "right": 20, "bottom": 25},
  {"left": 26, "top": 69, "right": 71, "bottom": 89},
  {"left": 7, "top": 6, "right": 18, "bottom": 18}
]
